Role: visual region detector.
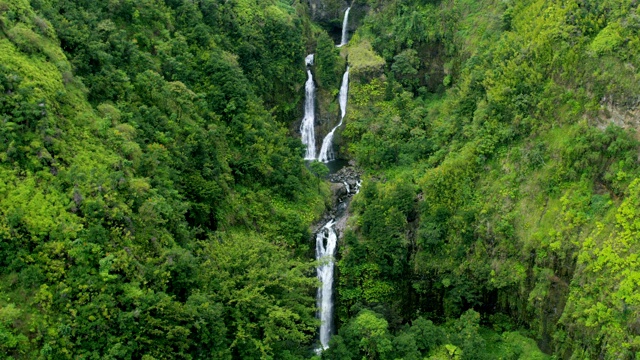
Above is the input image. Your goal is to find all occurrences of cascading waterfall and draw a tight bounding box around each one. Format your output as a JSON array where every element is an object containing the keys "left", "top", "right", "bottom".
[
  {"left": 314, "top": 178, "right": 361, "bottom": 353},
  {"left": 316, "top": 220, "right": 338, "bottom": 351},
  {"left": 318, "top": 67, "right": 349, "bottom": 163},
  {"left": 305, "top": 53, "right": 315, "bottom": 66},
  {"left": 311, "top": 6, "right": 358, "bottom": 352},
  {"left": 301, "top": 54, "right": 317, "bottom": 160},
  {"left": 338, "top": 7, "right": 351, "bottom": 47}
]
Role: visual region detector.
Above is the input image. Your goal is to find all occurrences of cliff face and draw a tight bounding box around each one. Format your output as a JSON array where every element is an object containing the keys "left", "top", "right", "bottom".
[
  {"left": 333, "top": 0, "right": 640, "bottom": 357},
  {"left": 308, "top": 0, "right": 367, "bottom": 34},
  {"left": 307, "top": 0, "right": 345, "bottom": 23}
]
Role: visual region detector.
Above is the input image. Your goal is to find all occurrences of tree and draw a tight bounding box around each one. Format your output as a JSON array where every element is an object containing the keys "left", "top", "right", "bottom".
[
  {"left": 326, "top": 310, "right": 393, "bottom": 360},
  {"left": 309, "top": 160, "right": 330, "bottom": 189}
]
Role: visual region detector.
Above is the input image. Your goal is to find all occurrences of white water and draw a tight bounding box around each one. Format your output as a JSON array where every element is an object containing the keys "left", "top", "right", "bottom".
[
  {"left": 311, "top": 7, "right": 357, "bottom": 351},
  {"left": 301, "top": 54, "right": 317, "bottom": 160},
  {"left": 305, "top": 53, "right": 315, "bottom": 66},
  {"left": 318, "top": 67, "right": 349, "bottom": 163},
  {"left": 316, "top": 220, "right": 338, "bottom": 351},
  {"left": 338, "top": 7, "right": 351, "bottom": 47}
]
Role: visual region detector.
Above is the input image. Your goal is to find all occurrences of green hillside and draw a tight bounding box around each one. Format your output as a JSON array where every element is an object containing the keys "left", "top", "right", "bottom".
[
  {"left": 0, "top": 0, "right": 327, "bottom": 358},
  {"left": 333, "top": 0, "right": 640, "bottom": 358}
]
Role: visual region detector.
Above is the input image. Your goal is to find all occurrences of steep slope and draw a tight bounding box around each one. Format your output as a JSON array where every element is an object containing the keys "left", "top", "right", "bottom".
[
  {"left": 331, "top": 0, "right": 640, "bottom": 358},
  {"left": 0, "top": 0, "right": 327, "bottom": 358}
]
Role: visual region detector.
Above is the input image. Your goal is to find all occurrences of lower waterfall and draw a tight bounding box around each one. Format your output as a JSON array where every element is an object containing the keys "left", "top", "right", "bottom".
[
  {"left": 315, "top": 220, "right": 337, "bottom": 350},
  {"left": 314, "top": 169, "right": 361, "bottom": 352}
]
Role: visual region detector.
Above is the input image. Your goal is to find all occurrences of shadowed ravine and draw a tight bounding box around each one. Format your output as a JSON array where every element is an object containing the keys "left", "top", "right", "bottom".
[{"left": 309, "top": 6, "right": 353, "bottom": 351}]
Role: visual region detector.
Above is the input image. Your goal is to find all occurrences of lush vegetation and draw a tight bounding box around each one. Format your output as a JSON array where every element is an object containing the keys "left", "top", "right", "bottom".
[
  {"left": 0, "top": 0, "right": 330, "bottom": 358},
  {"left": 2, "top": 0, "right": 640, "bottom": 358},
  {"left": 334, "top": 0, "right": 640, "bottom": 358}
]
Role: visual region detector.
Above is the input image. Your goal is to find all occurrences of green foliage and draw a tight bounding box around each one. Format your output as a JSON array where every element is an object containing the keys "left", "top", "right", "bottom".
[
  {"left": 0, "top": 0, "right": 326, "bottom": 358},
  {"left": 309, "top": 161, "right": 330, "bottom": 191},
  {"left": 347, "top": 37, "right": 385, "bottom": 81},
  {"left": 589, "top": 22, "right": 624, "bottom": 55},
  {"left": 324, "top": 309, "right": 547, "bottom": 360},
  {"left": 326, "top": 310, "right": 393, "bottom": 360},
  {"left": 309, "top": 160, "right": 330, "bottom": 179},
  {"left": 0, "top": 303, "right": 29, "bottom": 358},
  {"left": 314, "top": 30, "right": 345, "bottom": 93},
  {"left": 4, "top": 0, "right": 640, "bottom": 357},
  {"left": 335, "top": 0, "right": 640, "bottom": 358},
  {"left": 200, "top": 232, "right": 318, "bottom": 359}
]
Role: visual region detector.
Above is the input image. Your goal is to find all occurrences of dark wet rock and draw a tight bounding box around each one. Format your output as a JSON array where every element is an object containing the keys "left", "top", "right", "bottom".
[
  {"left": 328, "top": 166, "right": 362, "bottom": 184},
  {"left": 307, "top": 0, "right": 347, "bottom": 23},
  {"left": 331, "top": 182, "right": 348, "bottom": 203},
  {"left": 310, "top": 166, "right": 362, "bottom": 240}
]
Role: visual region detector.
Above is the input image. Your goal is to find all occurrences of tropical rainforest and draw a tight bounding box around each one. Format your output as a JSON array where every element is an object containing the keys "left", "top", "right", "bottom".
[{"left": 1, "top": 0, "right": 639, "bottom": 359}]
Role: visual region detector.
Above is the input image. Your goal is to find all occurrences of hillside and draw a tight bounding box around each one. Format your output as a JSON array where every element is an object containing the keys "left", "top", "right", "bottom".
[
  {"left": 332, "top": 0, "right": 640, "bottom": 358},
  {"left": 0, "top": 0, "right": 327, "bottom": 358}
]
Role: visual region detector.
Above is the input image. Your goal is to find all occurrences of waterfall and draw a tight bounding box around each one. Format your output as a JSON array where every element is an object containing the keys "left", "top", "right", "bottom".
[
  {"left": 309, "top": 6, "right": 359, "bottom": 352},
  {"left": 301, "top": 54, "right": 316, "bottom": 160},
  {"left": 338, "top": 7, "right": 351, "bottom": 47},
  {"left": 316, "top": 220, "right": 338, "bottom": 351},
  {"left": 318, "top": 67, "right": 349, "bottom": 163},
  {"left": 305, "top": 53, "right": 315, "bottom": 66}
]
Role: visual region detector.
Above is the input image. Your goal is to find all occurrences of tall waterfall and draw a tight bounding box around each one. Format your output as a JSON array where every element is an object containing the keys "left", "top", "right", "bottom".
[
  {"left": 316, "top": 220, "right": 338, "bottom": 351},
  {"left": 310, "top": 5, "right": 358, "bottom": 352},
  {"left": 339, "top": 7, "right": 351, "bottom": 47},
  {"left": 301, "top": 54, "right": 317, "bottom": 160},
  {"left": 318, "top": 67, "right": 349, "bottom": 163}
]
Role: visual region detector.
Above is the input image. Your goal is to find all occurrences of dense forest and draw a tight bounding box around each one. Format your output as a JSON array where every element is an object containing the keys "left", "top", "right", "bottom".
[{"left": 1, "top": 0, "right": 640, "bottom": 359}]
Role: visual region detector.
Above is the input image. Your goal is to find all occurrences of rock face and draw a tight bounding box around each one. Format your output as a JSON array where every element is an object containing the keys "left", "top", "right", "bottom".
[
  {"left": 307, "top": 0, "right": 346, "bottom": 23},
  {"left": 331, "top": 182, "right": 348, "bottom": 201},
  {"left": 311, "top": 166, "right": 362, "bottom": 236},
  {"left": 328, "top": 166, "right": 362, "bottom": 188},
  {"left": 328, "top": 166, "right": 362, "bottom": 231},
  {"left": 307, "top": 0, "right": 367, "bottom": 42}
]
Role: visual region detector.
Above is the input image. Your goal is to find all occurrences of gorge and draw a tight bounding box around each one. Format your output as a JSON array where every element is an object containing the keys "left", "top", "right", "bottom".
[
  {"left": 308, "top": 5, "right": 354, "bottom": 351},
  {"left": 1, "top": 0, "right": 639, "bottom": 358}
]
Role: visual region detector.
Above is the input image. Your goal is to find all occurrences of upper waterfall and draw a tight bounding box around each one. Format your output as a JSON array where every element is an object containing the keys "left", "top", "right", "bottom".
[
  {"left": 318, "top": 67, "right": 349, "bottom": 163},
  {"left": 338, "top": 7, "right": 351, "bottom": 47},
  {"left": 301, "top": 54, "right": 316, "bottom": 160}
]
